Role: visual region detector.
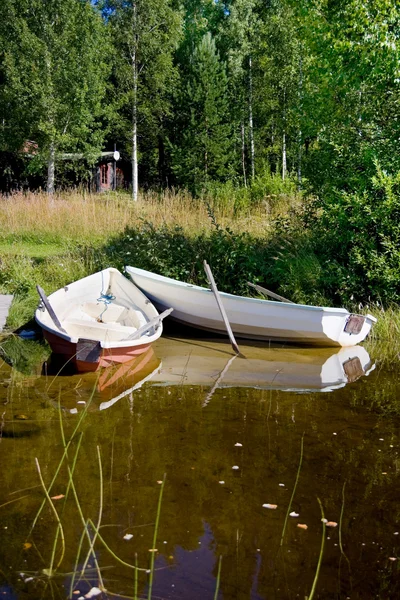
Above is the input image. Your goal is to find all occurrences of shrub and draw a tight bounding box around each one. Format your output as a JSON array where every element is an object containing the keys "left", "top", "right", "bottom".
[{"left": 308, "top": 164, "right": 400, "bottom": 303}]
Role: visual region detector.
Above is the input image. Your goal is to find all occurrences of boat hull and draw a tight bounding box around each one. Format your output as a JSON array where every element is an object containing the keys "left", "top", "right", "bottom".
[
  {"left": 35, "top": 268, "right": 162, "bottom": 373},
  {"left": 125, "top": 266, "right": 376, "bottom": 348},
  {"left": 42, "top": 329, "right": 153, "bottom": 372}
]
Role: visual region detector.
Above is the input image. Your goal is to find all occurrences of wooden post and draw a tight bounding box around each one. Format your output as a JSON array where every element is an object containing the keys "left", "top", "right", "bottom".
[{"left": 203, "top": 261, "right": 242, "bottom": 356}]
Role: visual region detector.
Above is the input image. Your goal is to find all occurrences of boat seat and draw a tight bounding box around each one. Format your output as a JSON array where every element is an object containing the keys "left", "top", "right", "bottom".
[
  {"left": 64, "top": 318, "right": 138, "bottom": 342},
  {"left": 65, "top": 302, "right": 148, "bottom": 329}
]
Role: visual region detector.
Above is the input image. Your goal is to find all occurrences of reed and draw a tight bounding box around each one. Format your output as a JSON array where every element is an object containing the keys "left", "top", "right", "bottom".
[
  {"left": 29, "top": 385, "right": 97, "bottom": 534},
  {"left": 147, "top": 473, "right": 166, "bottom": 600},
  {"left": 306, "top": 498, "right": 326, "bottom": 600},
  {"left": 214, "top": 555, "right": 222, "bottom": 600},
  {"left": 365, "top": 305, "right": 400, "bottom": 358},
  {"left": 28, "top": 391, "right": 170, "bottom": 600},
  {"left": 280, "top": 432, "right": 305, "bottom": 547},
  {"left": 34, "top": 457, "right": 66, "bottom": 575},
  {"left": 339, "top": 481, "right": 346, "bottom": 558}
]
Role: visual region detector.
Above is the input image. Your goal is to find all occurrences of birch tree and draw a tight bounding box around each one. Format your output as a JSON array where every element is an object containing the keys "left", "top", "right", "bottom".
[
  {"left": 222, "top": 0, "right": 260, "bottom": 183},
  {"left": 0, "top": 0, "right": 110, "bottom": 194},
  {"left": 102, "top": 0, "right": 182, "bottom": 200}
]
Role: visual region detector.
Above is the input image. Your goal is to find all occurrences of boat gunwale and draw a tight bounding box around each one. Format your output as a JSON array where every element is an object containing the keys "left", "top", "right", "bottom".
[{"left": 125, "top": 266, "right": 377, "bottom": 322}]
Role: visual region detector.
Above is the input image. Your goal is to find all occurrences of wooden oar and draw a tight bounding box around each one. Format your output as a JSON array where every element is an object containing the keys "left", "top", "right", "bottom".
[
  {"left": 36, "top": 285, "right": 67, "bottom": 334},
  {"left": 203, "top": 260, "right": 244, "bottom": 357},
  {"left": 126, "top": 307, "right": 173, "bottom": 340},
  {"left": 247, "top": 282, "right": 294, "bottom": 304}
]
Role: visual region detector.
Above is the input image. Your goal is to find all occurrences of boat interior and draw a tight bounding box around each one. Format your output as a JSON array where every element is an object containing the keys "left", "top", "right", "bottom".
[{"left": 62, "top": 301, "right": 149, "bottom": 342}]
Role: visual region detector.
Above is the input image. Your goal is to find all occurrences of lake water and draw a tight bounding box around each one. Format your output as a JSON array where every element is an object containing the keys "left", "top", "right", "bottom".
[{"left": 0, "top": 334, "right": 399, "bottom": 599}]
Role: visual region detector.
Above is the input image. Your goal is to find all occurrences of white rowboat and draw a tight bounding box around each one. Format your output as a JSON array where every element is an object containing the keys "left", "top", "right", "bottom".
[
  {"left": 125, "top": 266, "right": 376, "bottom": 348},
  {"left": 35, "top": 268, "right": 167, "bottom": 372}
]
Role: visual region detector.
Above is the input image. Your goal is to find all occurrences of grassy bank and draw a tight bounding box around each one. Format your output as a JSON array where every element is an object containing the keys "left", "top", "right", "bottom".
[{"left": 0, "top": 188, "right": 395, "bottom": 359}]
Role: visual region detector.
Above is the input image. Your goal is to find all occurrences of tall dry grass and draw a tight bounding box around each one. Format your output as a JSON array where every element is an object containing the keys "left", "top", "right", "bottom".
[{"left": 0, "top": 188, "right": 273, "bottom": 244}]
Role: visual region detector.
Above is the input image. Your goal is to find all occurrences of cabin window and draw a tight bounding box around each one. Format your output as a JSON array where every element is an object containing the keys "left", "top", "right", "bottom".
[{"left": 101, "top": 164, "right": 108, "bottom": 185}]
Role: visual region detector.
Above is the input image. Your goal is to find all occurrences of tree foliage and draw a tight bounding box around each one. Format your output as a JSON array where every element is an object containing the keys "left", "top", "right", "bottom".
[{"left": 0, "top": 0, "right": 111, "bottom": 189}]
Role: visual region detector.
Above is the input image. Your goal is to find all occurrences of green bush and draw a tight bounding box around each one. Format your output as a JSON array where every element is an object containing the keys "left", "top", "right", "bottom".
[
  {"left": 99, "top": 220, "right": 274, "bottom": 297},
  {"left": 250, "top": 165, "right": 298, "bottom": 208},
  {"left": 202, "top": 180, "right": 252, "bottom": 214},
  {"left": 308, "top": 164, "right": 400, "bottom": 303}
]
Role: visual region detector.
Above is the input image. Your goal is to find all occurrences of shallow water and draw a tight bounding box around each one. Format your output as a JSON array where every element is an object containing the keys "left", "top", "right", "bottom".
[{"left": 0, "top": 335, "right": 399, "bottom": 599}]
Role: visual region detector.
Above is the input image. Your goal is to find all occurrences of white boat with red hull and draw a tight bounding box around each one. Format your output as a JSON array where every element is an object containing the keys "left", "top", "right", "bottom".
[{"left": 35, "top": 268, "right": 170, "bottom": 372}]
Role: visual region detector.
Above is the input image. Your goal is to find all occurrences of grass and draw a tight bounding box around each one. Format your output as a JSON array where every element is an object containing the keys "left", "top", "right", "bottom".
[
  {"left": 0, "top": 188, "right": 276, "bottom": 247},
  {"left": 0, "top": 187, "right": 399, "bottom": 358},
  {"left": 0, "top": 188, "right": 287, "bottom": 331}
]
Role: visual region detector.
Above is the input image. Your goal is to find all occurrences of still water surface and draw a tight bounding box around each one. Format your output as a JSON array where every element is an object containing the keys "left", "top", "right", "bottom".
[{"left": 0, "top": 335, "right": 399, "bottom": 599}]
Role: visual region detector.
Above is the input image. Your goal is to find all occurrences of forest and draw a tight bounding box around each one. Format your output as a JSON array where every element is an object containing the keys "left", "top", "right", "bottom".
[
  {"left": 1, "top": 0, "right": 400, "bottom": 306},
  {"left": 0, "top": 0, "right": 398, "bottom": 197}
]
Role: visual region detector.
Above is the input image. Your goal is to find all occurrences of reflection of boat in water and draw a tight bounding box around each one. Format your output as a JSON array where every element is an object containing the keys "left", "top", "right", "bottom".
[
  {"left": 97, "top": 347, "right": 161, "bottom": 410},
  {"left": 149, "top": 338, "right": 375, "bottom": 393},
  {"left": 41, "top": 347, "right": 161, "bottom": 413}
]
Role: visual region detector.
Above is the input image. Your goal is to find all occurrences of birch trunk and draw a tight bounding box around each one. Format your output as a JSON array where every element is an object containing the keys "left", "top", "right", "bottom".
[
  {"left": 241, "top": 122, "right": 247, "bottom": 187},
  {"left": 282, "top": 132, "right": 287, "bottom": 180},
  {"left": 282, "top": 89, "right": 287, "bottom": 180},
  {"left": 297, "top": 54, "right": 303, "bottom": 188},
  {"left": 47, "top": 142, "right": 55, "bottom": 195},
  {"left": 132, "top": 78, "right": 138, "bottom": 201},
  {"left": 248, "top": 55, "right": 255, "bottom": 180},
  {"left": 131, "top": 2, "right": 138, "bottom": 202},
  {"left": 297, "top": 129, "right": 302, "bottom": 187}
]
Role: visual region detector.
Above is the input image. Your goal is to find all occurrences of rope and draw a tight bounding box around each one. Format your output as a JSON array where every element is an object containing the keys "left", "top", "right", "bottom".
[{"left": 97, "top": 292, "right": 116, "bottom": 322}]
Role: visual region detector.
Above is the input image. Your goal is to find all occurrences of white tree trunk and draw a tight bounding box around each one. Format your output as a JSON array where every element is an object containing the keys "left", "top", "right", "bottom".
[
  {"left": 297, "top": 54, "right": 303, "bottom": 187},
  {"left": 282, "top": 89, "right": 287, "bottom": 180},
  {"left": 241, "top": 122, "right": 247, "bottom": 187},
  {"left": 248, "top": 55, "right": 255, "bottom": 180},
  {"left": 131, "top": 2, "right": 138, "bottom": 202},
  {"left": 297, "top": 129, "right": 302, "bottom": 187},
  {"left": 132, "top": 91, "right": 138, "bottom": 201},
  {"left": 282, "top": 132, "right": 287, "bottom": 180},
  {"left": 47, "top": 142, "right": 55, "bottom": 195}
]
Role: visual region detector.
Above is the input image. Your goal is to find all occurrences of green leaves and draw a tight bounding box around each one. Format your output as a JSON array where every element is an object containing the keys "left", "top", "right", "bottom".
[
  {"left": 0, "top": 0, "right": 111, "bottom": 186},
  {"left": 172, "top": 32, "right": 233, "bottom": 193}
]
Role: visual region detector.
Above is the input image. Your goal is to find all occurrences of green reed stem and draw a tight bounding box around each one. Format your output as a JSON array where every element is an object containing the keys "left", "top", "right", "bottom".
[
  {"left": 280, "top": 432, "right": 305, "bottom": 547},
  {"left": 35, "top": 457, "right": 66, "bottom": 574},
  {"left": 80, "top": 446, "right": 104, "bottom": 577},
  {"left": 48, "top": 524, "right": 61, "bottom": 576},
  {"left": 30, "top": 386, "right": 96, "bottom": 535},
  {"left": 134, "top": 552, "right": 138, "bottom": 600},
  {"left": 339, "top": 481, "right": 346, "bottom": 556},
  {"left": 148, "top": 473, "right": 166, "bottom": 600},
  {"left": 61, "top": 436, "right": 103, "bottom": 592},
  {"left": 214, "top": 555, "right": 222, "bottom": 600},
  {"left": 307, "top": 497, "right": 326, "bottom": 600},
  {"left": 69, "top": 526, "right": 87, "bottom": 598},
  {"left": 55, "top": 395, "right": 104, "bottom": 594},
  {"left": 61, "top": 430, "right": 84, "bottom": 515},
  {"left": 86, "top": 519, "right": 148, "bottom": 572}
]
